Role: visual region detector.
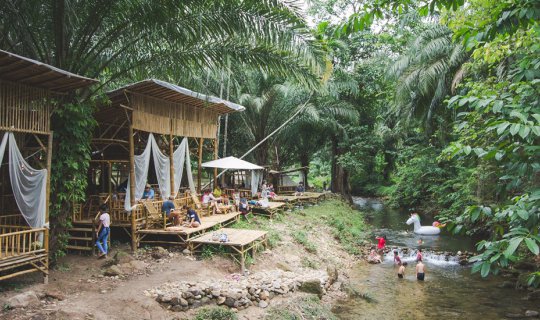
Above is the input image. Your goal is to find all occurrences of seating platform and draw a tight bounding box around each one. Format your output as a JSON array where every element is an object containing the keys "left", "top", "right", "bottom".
[
  {"left": 272, "top": 192, "right": 325, "bottom": 206},
  {"left": 251, "top": 202, "right": 286, "bottom": 218},
  {"left": 137, "top": 211, "right": 241, "bottom": 246},
  {"left": 187, "top": 228, "right": 267, "bottom": 272}
]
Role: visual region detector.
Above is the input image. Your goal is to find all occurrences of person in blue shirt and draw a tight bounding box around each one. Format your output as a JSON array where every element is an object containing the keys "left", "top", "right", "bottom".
[
  {"left": 162, "top": 196, "right": 180, "bottom": 225},
  {"left": 294, "top": 182, "right": 305, "bottom": 196},
  {"left": 184, "top": 206, "right": 201, "bottom": 228},
  {"left": 142, "top": 184, "right": 155, "bottom": 200}
]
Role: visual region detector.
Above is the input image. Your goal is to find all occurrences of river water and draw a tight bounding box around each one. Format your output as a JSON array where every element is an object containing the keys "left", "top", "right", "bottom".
[{"left": 333, "top": 197, "right": 538, "bottom": 320}]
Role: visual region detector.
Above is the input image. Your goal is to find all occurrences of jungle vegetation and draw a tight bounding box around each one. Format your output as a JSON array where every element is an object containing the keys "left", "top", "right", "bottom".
[{"left": 0, "top": 0, "right": 538, "bottom": 284}]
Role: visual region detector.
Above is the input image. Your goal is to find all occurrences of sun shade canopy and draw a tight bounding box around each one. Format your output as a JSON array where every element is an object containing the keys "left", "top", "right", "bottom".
[
  {"left": 201, "top": 156, "right": 263, "bottom": 170},
  {"left": 0, "top": 50, "right": 97, "bottom": 92},
  {"left": 107, "top": 79, "right": 245, "bottom": 115}
]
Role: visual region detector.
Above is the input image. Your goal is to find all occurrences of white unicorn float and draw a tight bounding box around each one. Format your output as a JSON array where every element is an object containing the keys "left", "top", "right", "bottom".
[{"left": 406, "top": 213, "right": 440, "bottom": 235}]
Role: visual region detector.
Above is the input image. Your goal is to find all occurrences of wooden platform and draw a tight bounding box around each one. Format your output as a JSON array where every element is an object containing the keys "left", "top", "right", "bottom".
[
  {"left": 137, "top": 212, "right": 241, "bottom": 246},
  {"left": 251, "top": 202, "right": 286, "bottom": 218},
  {"left": 272, "top": 192, "right": 325, "bottom": 206},
  {"left": 187, "top": 228, "right": 267, "bottom": 272}
]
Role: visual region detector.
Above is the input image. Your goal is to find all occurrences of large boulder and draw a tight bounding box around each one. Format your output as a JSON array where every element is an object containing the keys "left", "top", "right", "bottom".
[
  {"left": 103, "top": 265, "right": 123, "bottom": 276},
  {"left": 298, "top": 279, "right": 323, "bottom": 297},
  {"left": 327, "top": 265, "right": 338, "bottom": 286},
  {"left": 7, "top": 291, "right": 40, "bottom": 308}
]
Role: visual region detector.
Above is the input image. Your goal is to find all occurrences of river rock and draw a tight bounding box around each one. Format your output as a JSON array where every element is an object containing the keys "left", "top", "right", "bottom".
[
  {"left": 224, "top": 297, "right": 236, "bottom": 308},
  {"left": 44, "top": 289, "right": 65, "bottom": 301},
  {"left": 103, "top": 265, "right": 123, "bottom": 276},
  {"left": 217, "top": 296, "right": 226, "bottom": 305},
  {"left": 506, "top": 313, "right": 523, "bottom": 318},
  {"left": 114, "top": 251, "right": 134, "bottom": 264},
  {"left": 130, "top": 260, "right": 148, "bottom": 271},
  {"left": 327, "top": 265, "right": 338, "bottom": 285},
  {"left": 525, "top": 310, "right": 539, "bottom": 317},
  {"left": 259, "top": 291, "right": 269, "bottom": 300},
  {"left": 7, "top": 291, "right": 40, "bottom": 308},
  {"left": 182, "top": 249, "right": 191, "bottom": 255},
  {"left": 259, "top": 300, "right": 269, "bottom": 308},
  {"left": 298, "top": 279, "right": 323, "bottom": 297},
  {"left": 152, "top": 247, "right": 168, "bottom": 259}
]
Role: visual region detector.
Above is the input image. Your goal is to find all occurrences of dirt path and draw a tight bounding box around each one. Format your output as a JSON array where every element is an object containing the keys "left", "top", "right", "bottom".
[{"left": 1, "top": 200, "right": 362, "bottom": 320}]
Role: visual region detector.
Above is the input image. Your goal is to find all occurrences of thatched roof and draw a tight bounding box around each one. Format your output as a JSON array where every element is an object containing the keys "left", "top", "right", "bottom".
[
  {"left": 0, "top": 50, "right": 97, "bottom": 92},
  {"left": 107, "top": 79, "right": 245, "bottom": 114}
]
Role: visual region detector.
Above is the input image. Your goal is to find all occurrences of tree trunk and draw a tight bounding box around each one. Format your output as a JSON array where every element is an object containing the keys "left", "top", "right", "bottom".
[{"left": 300, "top": 154, "right": 310, "bottom": 188}]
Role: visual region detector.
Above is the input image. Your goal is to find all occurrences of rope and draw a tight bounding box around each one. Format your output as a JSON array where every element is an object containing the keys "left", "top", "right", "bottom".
[{"left": 202, "top": 92, "right": 313, "bottom": 190}]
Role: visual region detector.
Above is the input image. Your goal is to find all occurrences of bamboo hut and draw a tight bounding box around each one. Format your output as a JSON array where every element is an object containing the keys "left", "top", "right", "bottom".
[
  {"left": 0, "top": 49, "right": 97, "bottom": 282},
  {"left": 70, "top": 79, "right": 244, "bottom": 251}
]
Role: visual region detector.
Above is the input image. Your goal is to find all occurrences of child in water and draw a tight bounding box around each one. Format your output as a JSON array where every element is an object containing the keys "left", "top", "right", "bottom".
[
  {"left": 398, "top": 262, "right": 407, "bottom": 278},
  {"left": 393, "top": 250, "right": 402, "bottom": 265}
]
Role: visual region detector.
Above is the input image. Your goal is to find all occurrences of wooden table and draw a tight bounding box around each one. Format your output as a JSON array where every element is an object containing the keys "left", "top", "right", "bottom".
[
  {"left": 187, "top": 228, "right": 267, "bottom": 272},
  {"left": 251, "top": 202, "right": 286, "bottom": 218}
]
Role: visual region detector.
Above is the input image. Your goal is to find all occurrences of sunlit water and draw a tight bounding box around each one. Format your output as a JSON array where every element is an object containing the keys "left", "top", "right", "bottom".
[{"left": 332, "top": 197, "right": 538, "bottom": 320}]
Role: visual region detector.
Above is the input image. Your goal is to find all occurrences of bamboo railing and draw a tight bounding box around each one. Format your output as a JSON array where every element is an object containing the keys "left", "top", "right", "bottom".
[
  {"left": 0, "top": 227, "right": 47, "bottom": 259},
  {"left": 0, "top": 214, "right": 27, "bottom": 227}
]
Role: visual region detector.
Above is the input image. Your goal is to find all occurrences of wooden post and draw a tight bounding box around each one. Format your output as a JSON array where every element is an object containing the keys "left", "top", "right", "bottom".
[
  {"left": 44, "top": 131, "right": 52, "bottom": 285},
  {"left": 128, "top": 125, "right": 137, "bottom": 251},
  {"left": 213, "top": 138, "right": 218, "bottom": 188},
  {"left": 45, "top": 132, "right": 53, "bottom": 227},
  {"left": 198, "top": 138, "right": 203, "bottom": 192},
  {"left": 108, "top": 161, "right": 112, "bottom": 202},
  {"left": 169, "top": 132, "right": 175, "bottom": 198}
]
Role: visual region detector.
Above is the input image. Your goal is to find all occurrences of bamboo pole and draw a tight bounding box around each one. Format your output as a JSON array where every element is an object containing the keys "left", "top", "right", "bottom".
[
  {"left": 44, "top": 132, "right": 52, "bottom": 285},
  {"left": 198, "top": 138, "right": 203, "bottom": 192},
  {"left": 169, "top": 130, "right": 175, "bottom": 198},
  {"left": 128, "top": 124, "right": 137, "bottom": 251},
  {"left": 213, "top": 138, "right": 218, "bottom": 188},
  {"left": 108, "top": 161, "right": 112, "bottom": 202}
]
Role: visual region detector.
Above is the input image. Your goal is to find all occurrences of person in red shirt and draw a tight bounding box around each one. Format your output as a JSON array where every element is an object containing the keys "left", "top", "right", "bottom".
[{"left": 376, "top": 235, "right": 387, "bottom": 255}]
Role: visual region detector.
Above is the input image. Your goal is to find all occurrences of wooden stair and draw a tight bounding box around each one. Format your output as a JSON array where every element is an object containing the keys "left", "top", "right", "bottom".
[{"left": 67, "top": 223, "right": 95, "bottom": 254}]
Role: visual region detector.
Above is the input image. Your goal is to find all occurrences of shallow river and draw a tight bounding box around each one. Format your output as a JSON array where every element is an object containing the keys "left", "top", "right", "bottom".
[{"left": 333, "top": 197, "right": 538, "bottom": 320}]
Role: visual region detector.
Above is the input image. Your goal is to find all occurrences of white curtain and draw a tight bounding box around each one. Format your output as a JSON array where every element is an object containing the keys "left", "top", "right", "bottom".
[
  {"left": 0, "top": 133, "right": 7, "bottom": 169},
  {"left": 172, "top": 137, "right": 195, "bottom": 195},
  {"left": 150, "top": 134, "right": 171, "bottom": 199},
  {"left": 8, "top": 133, "right": 47, "bottom": 228},
  {"left": 124, "top": 136, "right": 152, "bottom": 211},
  {"left": 251, "top": 170, "right": 262, "bottom": 196},
  {"left": 184, "top": 140, "right": 196, "bottom": 194}
]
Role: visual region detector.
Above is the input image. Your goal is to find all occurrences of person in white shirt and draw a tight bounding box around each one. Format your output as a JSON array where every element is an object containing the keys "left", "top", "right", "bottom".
[
  {"left": 202, "top": 190, "right": 221, "bottom": 214},
  {"left": 96, "top": 204, "right": 111, "bottom": 258}
]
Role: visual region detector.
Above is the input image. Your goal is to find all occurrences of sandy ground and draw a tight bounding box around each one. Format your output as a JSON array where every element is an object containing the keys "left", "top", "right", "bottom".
[{"left": 0, "top": 213, "right": 359, "bottom": 320}]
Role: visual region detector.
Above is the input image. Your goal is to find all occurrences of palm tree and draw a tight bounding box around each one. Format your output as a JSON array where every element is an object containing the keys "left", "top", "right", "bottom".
[
  {"left": 389, "top": 24, "right": 467, "bottom": 134},
  {"left": 0, "top": 0, "right": 323, "bottom": 93}
]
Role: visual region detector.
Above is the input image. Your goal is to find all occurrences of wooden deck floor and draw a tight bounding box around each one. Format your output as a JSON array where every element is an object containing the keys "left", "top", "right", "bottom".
[
  {"left": 187, "top": 228, "right": 267, "bottom": 272},
  {"left": 251, "top": 202, "right": 286, "bottom": 218},
  {"left": 137, "top": 212, "right": 241, "bottom": 246}
]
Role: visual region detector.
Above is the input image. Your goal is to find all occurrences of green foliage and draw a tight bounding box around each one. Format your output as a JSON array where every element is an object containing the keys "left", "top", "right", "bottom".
[
  {"left": 292, "top": 231, "right": 317, "bottom": 253},
  {"left": 264, "top": 296, "right": 337, "bottom": 320},
  {"left": 48, "top": 99, "right": 98, "bottom": 262},
  {"left": 438, "top": 0, "right": 540, "bottom": 281},
  {"left": 194, "top": 307, "right": 238, "bottom": 320},
  {"left": 303, "top": 199, "right": 368, "bottom": 255}
]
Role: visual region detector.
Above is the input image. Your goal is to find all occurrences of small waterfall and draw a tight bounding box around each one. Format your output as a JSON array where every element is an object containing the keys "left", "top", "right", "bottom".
[{"left": 384, "top": 249, "right": 459, "bottom": 266}]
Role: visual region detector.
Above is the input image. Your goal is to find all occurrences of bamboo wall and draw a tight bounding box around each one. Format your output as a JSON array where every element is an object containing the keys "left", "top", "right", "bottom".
[
  {"left": 0, "top": 81, "right": 51, "bottom": 134},
  {"left": 131, "top": 93, "right": 218, "bottom": 139}
]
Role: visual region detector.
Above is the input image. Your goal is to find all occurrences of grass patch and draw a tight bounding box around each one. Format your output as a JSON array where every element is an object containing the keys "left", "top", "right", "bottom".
[
  {"left": 301, "top": 257, "right": 319, "bottom": 269},
  {"left": 194, "top": 306, "right": 237, "bottom": 320},
  {"left": 264, "top": 296, "right": 337, "bottom": 320},
  {"left": 231, "top": 216, "right": 282, "bottom": 248},
  {"left": 301, "top": 199, "right": 368, "bottom": 255},
  {"left": 292, "top": 231, "right": 317, "bottom": 253}
]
